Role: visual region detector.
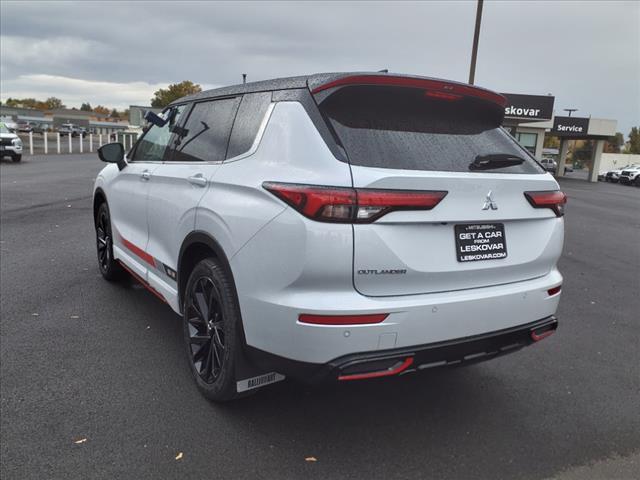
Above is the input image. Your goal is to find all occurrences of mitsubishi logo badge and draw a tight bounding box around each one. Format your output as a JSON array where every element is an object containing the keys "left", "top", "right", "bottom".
[{"left": 482, "top": 191, "right": 498, "bottom": 210}]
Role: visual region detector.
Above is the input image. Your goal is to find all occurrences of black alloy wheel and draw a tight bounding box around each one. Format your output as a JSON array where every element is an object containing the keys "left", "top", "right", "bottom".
[
  {"left": 95, "top": 202, "right": 122, "bottom": 280},
  {"left": 185, "top": 276, "right": 226, "bottom": 383},
  {"left": 182, "top": 258, "right": 246, "bottom": 401}
]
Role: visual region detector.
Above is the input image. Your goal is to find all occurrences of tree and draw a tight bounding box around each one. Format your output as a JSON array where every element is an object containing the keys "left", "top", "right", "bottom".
[
  {"left": 80, "top": 102, "right": 92, "bottom": 111},
  {"left": 93, "top": 105, "right": 110, "bottom": 115},
  {"left": 604, "top": 132, "right": 624, "bottom": 153},
  {"left": 151, "top": 80, "right": 202, "bottom": 108},
  {"left": 110, "top": 108, "right": 120, "bottom": 119},
  {"left": 626, "top": 127, "right": 640, "bottom": 154},
  {"left": 3, "top": 96, "right": 64, "bottom": 110},
  {"left": 543, "top": 135, "right": 560, "bottom": 149},
  {"left": 44, "top": 97, "right": 64, "bottom": 109}
]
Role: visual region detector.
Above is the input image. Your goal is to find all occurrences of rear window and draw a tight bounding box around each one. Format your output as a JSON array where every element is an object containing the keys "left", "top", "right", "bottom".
[
  {"left": 171, "top": 97, "right": 240, "bottom": 162},
  {"left": 226, "top": 92, "right": 271, "bottom": 159},
  {"left": 319, "top": 86, "right": 543, "bottom": 174}
]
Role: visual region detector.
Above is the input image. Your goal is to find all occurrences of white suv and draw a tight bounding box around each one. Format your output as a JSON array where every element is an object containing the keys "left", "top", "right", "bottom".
[
  {"left": 0, "top": 122, "right": 23, "bottom": 162},
  {"left": 93, "top": 73, "right": 565, "bottom": 401},
  {"left": 618, "top": 166, "right": 640, "bottom": 186}
]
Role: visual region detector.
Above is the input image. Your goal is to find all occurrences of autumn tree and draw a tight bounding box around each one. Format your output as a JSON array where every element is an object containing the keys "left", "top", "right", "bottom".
[
  {"left": 44, "top": 97, "right": 64, "bottom": 109},
  {"left": 543, "top": 135, "right": 560, "bottom": 149},
  {"left": 4, "top": 97, "right": 64, "bottom": 110},
  {"left": 151, "top": 81, "right": 202, "bottom": 108},
  {"left": 93, "top": 105, "right": 110, "bottom": 115}
]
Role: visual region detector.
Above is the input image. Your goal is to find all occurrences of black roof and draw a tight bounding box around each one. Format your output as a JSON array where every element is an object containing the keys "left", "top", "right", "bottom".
[
  {"left": 171, "top": 72, "right": 345, "bottom": 105},
  {"left": 171, "top": 71, "right": 502, "bottom": 105}
]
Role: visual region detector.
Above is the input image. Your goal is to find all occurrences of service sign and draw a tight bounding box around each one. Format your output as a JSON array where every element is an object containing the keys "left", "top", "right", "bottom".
[
  {"left": 551, "top": 116, "right": 590, "bottom": 137},
  {"left": 501, "top": 93, "right": 555, "bottom": 121}
]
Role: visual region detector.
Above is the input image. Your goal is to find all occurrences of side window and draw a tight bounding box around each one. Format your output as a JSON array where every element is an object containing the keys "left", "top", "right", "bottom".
[
  {"left": 226, "top": 92, "right": 272, "bottom": 159},
  {"left": 170, "top": 97, "right": 240, "bottom": 162},
  {"left": 131, "top": 105, "right": 186, "bottom": 162}
]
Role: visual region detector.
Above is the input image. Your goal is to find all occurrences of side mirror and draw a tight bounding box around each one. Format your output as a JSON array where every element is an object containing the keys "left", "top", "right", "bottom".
[
  {"left": 98, "top": 142, "right": 127, "bottom": 171},
  {"left": 144, "top": 110, "right": 168, "bottom": 127}
]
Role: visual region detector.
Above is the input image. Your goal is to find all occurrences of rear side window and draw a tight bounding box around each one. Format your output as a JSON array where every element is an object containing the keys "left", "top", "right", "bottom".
[
  {"left": 226, "top": 92, "right": 271, "bottom": 159},
  {"left": 319, "top": 86, "right": 543, "bottom": 174},
  {"left": 171, "top": 97, "right": 240, "bottom": 162}
]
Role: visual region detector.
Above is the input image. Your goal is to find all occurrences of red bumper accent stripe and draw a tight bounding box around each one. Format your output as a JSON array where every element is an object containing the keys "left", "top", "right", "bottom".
[
  {"left": 338, "top": 357, "right": 414, "bottom": 381},
  {"left": 531, "top": 329, "right": 555, "bottom": 342},
  {"left": 299, "top": 313, "right": 388, "bottom": 325}
]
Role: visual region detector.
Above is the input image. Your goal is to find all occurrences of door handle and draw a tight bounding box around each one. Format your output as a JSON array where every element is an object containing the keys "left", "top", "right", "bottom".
[
  {"left": 188, "top": 174, "right": 207, "bottom": 187},
  {"left": 141, "top": 170, "right": 151, "bottom": 181}
]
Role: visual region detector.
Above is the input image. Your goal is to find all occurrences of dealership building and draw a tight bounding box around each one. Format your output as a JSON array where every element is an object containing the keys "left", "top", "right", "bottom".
[{"left": 500, "top": 92, "right": 617, "bottom": 182}]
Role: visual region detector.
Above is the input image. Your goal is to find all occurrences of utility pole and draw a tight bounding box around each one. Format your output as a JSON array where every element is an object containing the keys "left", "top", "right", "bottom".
[{"left": 468, "top": 0, "right": 484, "bottom": 85}]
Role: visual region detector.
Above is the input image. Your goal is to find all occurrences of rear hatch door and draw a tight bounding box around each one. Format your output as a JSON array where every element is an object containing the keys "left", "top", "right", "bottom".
[{"left": 315, "top": 77, "right": 563, "bottom": 296}]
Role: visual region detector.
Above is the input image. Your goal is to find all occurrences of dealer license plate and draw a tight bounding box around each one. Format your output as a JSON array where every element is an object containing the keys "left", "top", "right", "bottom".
[{"left": 455, "top": 223, "right": 507, "bottom": 262}]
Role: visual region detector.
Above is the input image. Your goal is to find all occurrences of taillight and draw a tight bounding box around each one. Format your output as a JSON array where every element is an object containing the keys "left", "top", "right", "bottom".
[
  {"left": 263, "top": 182, "right": 447, "bottom": 223},
  {"left": 524, "top": 191, "right": 567, "bottom": 217}
]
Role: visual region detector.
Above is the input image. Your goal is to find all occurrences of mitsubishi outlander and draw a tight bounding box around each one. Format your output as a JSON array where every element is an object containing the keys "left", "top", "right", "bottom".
[{"left": 93, "top": 72, "right": 565, "bottom": 401}]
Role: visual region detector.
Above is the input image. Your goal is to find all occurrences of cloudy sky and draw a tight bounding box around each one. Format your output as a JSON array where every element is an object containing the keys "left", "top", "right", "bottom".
[{"left": 1, "top": 1, "right": 638, "bottom": 133}]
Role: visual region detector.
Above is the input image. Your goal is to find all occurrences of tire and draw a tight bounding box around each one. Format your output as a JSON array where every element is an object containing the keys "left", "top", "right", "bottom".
[
  {"left": 12, "top": 154, "right": 21, "bottom": 163},
  {"left": 182, "top": 258, "right": 245, "bottom": 402},
  {"left": 95, "top": 202, "right": 122, "bottom": 281},
  {"left": 635, "top": 177, "right": 640, "bottom": 187}
]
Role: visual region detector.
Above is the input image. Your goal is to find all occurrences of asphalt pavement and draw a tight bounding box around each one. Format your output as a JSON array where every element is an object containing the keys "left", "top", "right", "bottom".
[{"left": 1, "top": 153, "right": 639, "bottom": 480}]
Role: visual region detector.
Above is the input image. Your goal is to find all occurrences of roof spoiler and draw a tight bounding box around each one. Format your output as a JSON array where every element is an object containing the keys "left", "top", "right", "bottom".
[{"left": 309, "top": 74, "right": 507, "bottom": 108}]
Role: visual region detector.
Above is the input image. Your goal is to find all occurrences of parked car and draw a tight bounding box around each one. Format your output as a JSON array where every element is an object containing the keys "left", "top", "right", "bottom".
[
  {"left": 619, "top": 166, "right": 640, "bottom": 186},
  {"left": 16, "top": 121, "right": 32, "bottom": 133},
  {"left": 58, "top": 123, "right": 85, "bottom": 137},
  {"left": 564, "top": 163, "right": 574, "bottom": 173},
  {"left": 540, "top": 157, "right": 557, "bottom": 173},
  {"left": 93, "top": 72, "right": 564, "bottom": 401},
  {"left": 31, "top": 122, "right": 51, "bottom": 134},
  {"left": 604, "top": 164, "right": 640, "bottom": 183},
  {"left": 0, "top": 122, "right": 23, "bottom": 162}
]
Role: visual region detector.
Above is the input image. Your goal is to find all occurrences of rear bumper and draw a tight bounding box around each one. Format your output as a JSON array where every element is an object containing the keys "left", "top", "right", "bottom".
[{"left": 245, "top": 315, "right": 558, "bottom": 384}]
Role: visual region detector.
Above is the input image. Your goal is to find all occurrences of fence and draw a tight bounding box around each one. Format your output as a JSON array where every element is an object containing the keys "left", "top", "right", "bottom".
[{"left": 18, "top": 132, "right": 140, "bottom": 155}]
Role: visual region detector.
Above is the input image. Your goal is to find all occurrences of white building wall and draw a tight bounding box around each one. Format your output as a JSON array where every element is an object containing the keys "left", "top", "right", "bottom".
[{"left": 599, "top": 153, "right": 640, "bottom": 173}]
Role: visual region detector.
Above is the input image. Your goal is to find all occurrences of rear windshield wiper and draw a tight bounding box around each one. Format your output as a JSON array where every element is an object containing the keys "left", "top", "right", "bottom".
[{"left": 469, "top": 154, "right": 525, "bottom": 171}]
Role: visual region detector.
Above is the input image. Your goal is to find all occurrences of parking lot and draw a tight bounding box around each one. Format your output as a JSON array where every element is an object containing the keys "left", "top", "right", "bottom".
[{"left": 1, "top": 153, "right": 638, "bottom": 479}]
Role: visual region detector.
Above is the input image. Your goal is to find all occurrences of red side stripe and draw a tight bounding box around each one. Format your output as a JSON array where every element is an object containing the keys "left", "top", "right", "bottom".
[
  {"left": 118, "top": 261, "right": 168, "bottom": 304},
  {"left": 120, "top": 236, "right": 156, "bottom": 267}
]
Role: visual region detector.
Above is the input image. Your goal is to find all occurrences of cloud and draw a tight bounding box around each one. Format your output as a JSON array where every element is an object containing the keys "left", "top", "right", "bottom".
[
  {"left": 1, "top": 36, "right": 109, "bottom": 68},
  {"left": 1, "top": 1, "right": 638, "bottom": 132},
  {"left": 1, "top": 74, "right": 176, "bottom": 109}
]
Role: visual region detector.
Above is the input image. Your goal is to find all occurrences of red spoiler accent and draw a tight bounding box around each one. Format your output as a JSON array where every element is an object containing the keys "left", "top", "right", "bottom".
[{"left": 311, "top": 75, "right": 507, "bottom": 107}]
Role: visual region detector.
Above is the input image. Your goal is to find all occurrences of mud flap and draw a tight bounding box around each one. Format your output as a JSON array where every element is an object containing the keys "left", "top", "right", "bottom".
[{"left": 234, "top": 348, "right": 285, "bottom": 393}]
